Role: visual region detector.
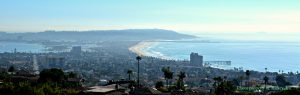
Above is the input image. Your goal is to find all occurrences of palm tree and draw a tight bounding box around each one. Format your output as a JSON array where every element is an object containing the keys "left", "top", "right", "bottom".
[
  {"left": 245, "top": 70, "right": 250, "bottom": 86},
  {"left": 162, "top": 67, "right": 168, "bottom": 87},
  {"left": 178, "top": 71, "right": 186, "bottom": 80},
  {"left": 127, "top": 69, "right": 133, "bottom": 81},
  {"left": 238, "top": 76, "right": 244, "bottom": 86},
  {"left": 177, "top": 71, "right": 186, "bottom": 90},
  {"left": 136, "top": 56, "right": 142, "bottom": 87},
  {"left": 166, "top": 70, "right": 173, "bottom": 89},
  {"left": 155, "top": 81, "right": 164, "bottom": 89},
  {"left": 8, "top": 65, "right": 15, "bottom": 73},
  {"left": 213, "top": 76, "right": 223, "bottom": 88},
  {"left": 162, "top": 67, "right": 173, "bottom": 88},
  {"left": 263, "top": 76, "right": 269, "bottom": 91},
  {"left": 245, "top": 70, "right": 250, "bottom": 78}
]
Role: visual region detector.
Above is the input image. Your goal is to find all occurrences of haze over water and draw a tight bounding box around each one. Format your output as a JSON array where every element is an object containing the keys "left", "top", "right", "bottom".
[
  {"left": 0, "top": 42, "right": 45, "bottom": 53},
  {"left": 145, "top": 32, "right": 300, "bottom": 72}
]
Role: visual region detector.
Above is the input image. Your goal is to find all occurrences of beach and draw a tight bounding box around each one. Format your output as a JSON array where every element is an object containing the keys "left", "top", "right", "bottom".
[
  {"left": 129, "top": 41, "right": 175, "bottom": 60},
  {"left": 129, "top": 41, "right": 157, "bottom": 56}
]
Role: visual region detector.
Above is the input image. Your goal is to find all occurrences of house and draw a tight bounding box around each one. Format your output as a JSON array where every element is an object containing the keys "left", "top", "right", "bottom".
[{"left": 83, "top": 84, "right": 126, "bottom": 95}]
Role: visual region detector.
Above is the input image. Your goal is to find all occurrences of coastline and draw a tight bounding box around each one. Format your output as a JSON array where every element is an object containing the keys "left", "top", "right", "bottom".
[
  {"left": 129, "top": 41, "right": 157, "bottom": 56},
  {"left": 129, "top": 41, "right": 175, "bottom": 60}
]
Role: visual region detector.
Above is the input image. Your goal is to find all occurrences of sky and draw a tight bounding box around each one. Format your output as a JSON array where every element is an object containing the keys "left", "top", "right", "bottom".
[{"left": 1, "top": 0, "right": 300, "bottom": 33}]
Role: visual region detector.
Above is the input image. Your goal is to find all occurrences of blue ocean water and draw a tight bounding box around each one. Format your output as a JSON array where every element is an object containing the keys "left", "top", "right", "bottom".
[
  {"left": 146, "top": 33, "right": 300, "bottom": 72},
  {"left": 0, "top": 42, "right": 45, "bottom": 53}
]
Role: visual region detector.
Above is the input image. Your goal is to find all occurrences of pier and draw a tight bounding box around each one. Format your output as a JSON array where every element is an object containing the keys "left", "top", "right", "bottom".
[{"left": 204, "top": 61, "right": 231, "bottom": 67}]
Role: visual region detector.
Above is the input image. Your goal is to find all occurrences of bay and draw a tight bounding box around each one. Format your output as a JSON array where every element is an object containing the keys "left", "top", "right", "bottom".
[{"left": 145, "top": 33, "right": 300, "bottom": 72}]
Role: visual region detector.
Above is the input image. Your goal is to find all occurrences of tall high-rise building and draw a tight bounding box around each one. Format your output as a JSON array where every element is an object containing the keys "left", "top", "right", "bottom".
[{"left": 190, "top": 52, "right": 203, "bottom": 67}]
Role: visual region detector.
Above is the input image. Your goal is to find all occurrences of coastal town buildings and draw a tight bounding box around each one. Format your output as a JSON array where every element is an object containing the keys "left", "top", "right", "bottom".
[
  {"left": 45, "top": 56, "right": 65, "bottom": 69},
  {"left": 70, "top": 46, "right": 82, "bottom": 56}
]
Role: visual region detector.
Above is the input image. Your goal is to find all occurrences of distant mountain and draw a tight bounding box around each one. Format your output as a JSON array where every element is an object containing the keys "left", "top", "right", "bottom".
[{"left": 0, "top": 29, "right": 195, "bottom": 41}]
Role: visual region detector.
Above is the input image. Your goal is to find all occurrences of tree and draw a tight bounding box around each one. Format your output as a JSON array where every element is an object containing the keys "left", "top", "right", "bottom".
[
  {"left": 39, "top": 68, "right": 65, "bottom": 83},
  {"left": 67, "top": 72, "right": 77, "bottom": 78},
  {"left": 8, "top": 65, "right": 15, "bottom": 72},
  {"left": 178, "top": 71, "right": 186, "bottom": 80},
  {"left": 155, "top": 81, "right": 164, "bottom": 89},
  {"left": 245, "top": 70, "right": 250, "bottom": 86},
  {"left": 245, "top": 70, "right": 250, "bottom": 79},
  {"left": 238, "top": 76, "right": 244, "bottom": 86},
  {"left": 263, "top": 76, "right": 269, "bottom": 92},
  {"left": 127, "top": 69, "right": 133, "bottom": 81},
  {"left": 155, "top": 81, "right": 168, "bottom": 92},
  {"left": 161, "top": 67, "right": 168, "bottom": 85},
  {"left": 136, "top": 56, "right": 142, "bottom": 87},
  {"left": 212, "top": 76, "right": 238, "bottom": 95},
  {"left": 176, "top": 71, "right": 186, "bottom": 90},
  {"left": 275, "top": 75, "right": 291, "bottom": 87},
  {"left": 162, "top": 67, "right": 173, "bottom": 89},
  {"left": 0, "top": 82, "right": 15, "bottom": 95},
  {"left": 17, "top": 82, "right": 34, "bottom": 95},
  {"left": 215, "top": 81, "right": 237, "bottom": 95},
  {"left": 232, "top": 78, "right": 240, "bottom": 86},
  {"left": 0, "top": 82, "right": 65, "bottom": 95},
  {"left": 0, "top": 69, "right": 80, "bottom": 95},
  {"left": 213, "top": 76, "right": 223, "bottom": 88}
]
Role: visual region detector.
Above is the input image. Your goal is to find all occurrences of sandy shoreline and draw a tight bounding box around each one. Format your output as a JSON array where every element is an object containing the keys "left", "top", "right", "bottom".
[
  {"left": 129, "top": 41, "right": 157, "bottom": 56},
  {"left": 129, "top": 41, "right": 174, "bottom": 60}
]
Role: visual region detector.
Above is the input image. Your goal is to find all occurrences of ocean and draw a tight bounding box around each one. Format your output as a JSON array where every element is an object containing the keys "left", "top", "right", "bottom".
[
  {"left": 144, "top": 33, "right": 300, "bottom": 72},
  {"left": 0, "top": 42, "right": 45, "bottom": 53}
]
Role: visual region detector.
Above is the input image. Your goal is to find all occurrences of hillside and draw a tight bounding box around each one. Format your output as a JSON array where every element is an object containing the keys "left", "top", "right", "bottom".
[{"left": 0, "top": 29, "right": 195, "bottom": 41}]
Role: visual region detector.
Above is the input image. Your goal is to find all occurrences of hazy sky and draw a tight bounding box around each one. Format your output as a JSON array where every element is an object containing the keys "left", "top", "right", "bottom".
[{"left": 1, "top": 0, "right": 300, "bottom": 33}]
